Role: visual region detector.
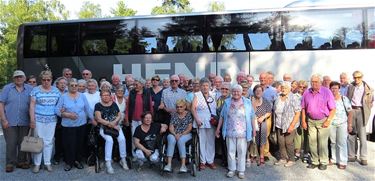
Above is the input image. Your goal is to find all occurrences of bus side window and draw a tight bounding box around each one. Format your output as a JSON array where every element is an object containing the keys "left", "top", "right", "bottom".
[
  {"left": 50, "top": 23, "right": 79, "bottom": 56},
  {"left": 24, "top": 25, "right": 47, "bottom": 58}
]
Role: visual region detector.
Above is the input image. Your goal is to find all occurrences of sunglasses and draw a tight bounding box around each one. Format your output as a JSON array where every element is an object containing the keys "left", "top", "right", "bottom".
[
  {"left": 64, "top": 73, "right": 72, "bottom": 76},
  {"left": 42, "top": 79, "right": 51, "bottom": 82},
  {"left": 353, "top": 76, "right": 362, "bottom": 79},
  {"left": 82, "top": 73, "right": 89, "bottom": 75},
  {"left": 176, "top": 106, "right": 184, "bottom": 108},
  {"left": 171, "top": 80, "right": 179, "bottom": 82},
  {"left": 70, "top": 84, "right": 78, "bottom": 87},
  {"left": 152, "top": 78, "right": 160, "bottom": 81},
  {"left": 221, "top": 88, "right": 229, "bottom": 90}
]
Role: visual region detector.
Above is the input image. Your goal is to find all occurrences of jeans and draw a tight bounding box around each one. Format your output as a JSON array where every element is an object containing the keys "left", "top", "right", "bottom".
[
  {"left": 330, "top": 122, "right": 348, "bottom": 165},
  {"left": 34, "top": 122, "right": 56, "bottom": 166},
  {"left": 166, "top": 134, "right": 192, "bottom": 158},
  {"left": 100, "top": 127, "right": 127, "bottom": 161},
  {"left": 227, "top": 137, "right": 247, "bottom": 172}
]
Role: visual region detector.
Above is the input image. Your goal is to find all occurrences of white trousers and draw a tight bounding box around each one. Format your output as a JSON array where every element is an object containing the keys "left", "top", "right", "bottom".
[
  {"left": 135, "top": 149, "right": 159, "bottom": 163},
  {"left": 33, "top": 122, "right": 56, "bottom": 166},
  {"left": 198, "top": 128, "right": 215, "bottom": 164},
  {"left": 226, "top": 137, "right": 247, "bottom": 172},
  {"left": 100, "top": 127, "right": 126, "bottom": 161}
]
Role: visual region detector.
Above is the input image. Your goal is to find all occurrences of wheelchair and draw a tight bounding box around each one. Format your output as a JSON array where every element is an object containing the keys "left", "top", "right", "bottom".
[
  {"left": 86, "top": 125, "right": 132, "bottom": 173},
  {"left": 159, "top": 128, "right": 200, "bottom": 177}
]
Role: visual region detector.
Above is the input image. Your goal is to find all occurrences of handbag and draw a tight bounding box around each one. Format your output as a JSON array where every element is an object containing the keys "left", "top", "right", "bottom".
[
  {"left": 20, "top": 129, "right": 43, "bottom": 153},
  {"left": 103, "top": 126, "right": 119, "bottom": 137},
  {"left": 268, "top": 116, "right": 278, "bottom": 145},
  {"left": 202, "top": 92, "right": 218, "bottom": 126}
]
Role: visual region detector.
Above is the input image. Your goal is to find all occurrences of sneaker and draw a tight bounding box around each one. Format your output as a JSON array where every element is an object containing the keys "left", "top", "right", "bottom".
[
  {"left": 179, "top": 165, "right": 187, "bottom": 173},
  {"left": 32, "top": 165, "right": 40, "bottom": 173},
  {"left": 274, "top": 159, "right": 287, "bottom": 166},
  {"left": 284, "top": 161, "right": 296, "bottom": 167},
  {"left": 45, "top": 165, "right": 53, "bottom": 172},
  {"left": 163, "top": 164, "right": 172, "bottom": 172},
  {"left": 120, "top": 158, "right": 129, "bottom": 170},
  {"left": 226, "top": 171, "right": 235, "bottom": 178},
  {"left": 238, "top": 172, "right": 245, "bottom": 179},
  {"left": 106, "top": 161, "right": 114, "bottom": 174}
]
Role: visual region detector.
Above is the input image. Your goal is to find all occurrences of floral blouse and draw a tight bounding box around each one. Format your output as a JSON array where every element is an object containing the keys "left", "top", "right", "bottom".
[
  {"left": 226, "top": 99, "right": 246, "bottom": 138},
  {"left": 170, "top": 112, "right": 193, "bottom": 134},
  {"left": 274, "top": 93, "right": 301, "bottom": 133}
]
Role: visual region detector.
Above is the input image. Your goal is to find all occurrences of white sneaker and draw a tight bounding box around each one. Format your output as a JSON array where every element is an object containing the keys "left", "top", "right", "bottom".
[
  {"left": 120, "top": 158, "right": 129, "bottom": 170},
  {"left": 227, "top": 171, "right": 235, "bottom": 178},
  {"left": 106, "top": 161, "right": 114, "bottom": 174},
  {"left": 32, "top": 165, "right": 40, "bottom": 173},
  {"left": 179, "top": 165, "right": 187, "bottom": 173},
  {"left": 164, "top": 164, "right": 172, "bottom": 172},
  {"left": 238, "top": 172, "right": 245, "bottom": 179}
]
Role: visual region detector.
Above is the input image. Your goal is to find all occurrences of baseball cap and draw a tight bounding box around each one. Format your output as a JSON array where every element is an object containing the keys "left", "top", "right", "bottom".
[{"left": 13, "top": 70, "right": 25, "bottom": 78}]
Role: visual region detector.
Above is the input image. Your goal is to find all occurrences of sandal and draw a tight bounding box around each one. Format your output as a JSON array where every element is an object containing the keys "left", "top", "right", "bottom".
[{"left": 258, "top": 157, "right": 265, "bottom": 166}]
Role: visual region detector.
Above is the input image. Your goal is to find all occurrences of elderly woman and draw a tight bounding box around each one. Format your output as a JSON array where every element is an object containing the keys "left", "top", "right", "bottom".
[
  {"left": 150, "top": 75, "right": 163, "bottom": 121},
  {"left": 29, "top": 70, "right": 60, "bottom": 173},
  {"left": 186, "top": 78, "right": 200, "bottom": 109},
  {"left": 273, "top": 82, "right": 301, "bottom": 167},
  {"left": 329, "top": 81, "right": 352, "bottom": 169},
  {"left": 164, "top": 99, "right": 193, "bottom": 173},
  {"left": 162, "top": 78, "right": 170, "bottom": 89},
  {"left": 112, "top": 86, "right": 126, "bottom": 125},
  {"left": 192, "top": 77, "right": 217, "bottom": 170},
  {"left": 84, "top": 79, "right": 100, "bottom": 117},
  {"left": 77, "top": 79, "right": 87, "bottom": 93},
  {"left": 215, "top": 84, "right": 255, "bottom": 179},
  {"left": 55, "top": 78, "right": 94, "bottom": 171},
  {"left": 100, "top": 81, "right": 112, "bottom": 92},
  {"left": 95, "top": 90, "right": 128, "bottom": 174},
  {"left": 215, "top": 82, "right": 231, "bottom": 166},
  {"left": 251, "top": 85, "right": 272, "bottom": 166},
  {"left": 53, "top": 77, "right": 67, "bottom": 165},
  {"left": 134, "top": 112, "right": 168, "bottom": 169},
  {"left": 27, "top": 75, "right": 37, "bottom": 87},
  {"left": 294, "top": 80, "right": 309, "bottom": 162}
]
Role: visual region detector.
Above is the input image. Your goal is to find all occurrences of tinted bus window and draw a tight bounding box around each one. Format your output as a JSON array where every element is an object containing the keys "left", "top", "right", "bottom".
[
  {"left": 207, "top": 12, "right": 277, "bottom": 51},
  {"left": 50, "top": 23, "right": 79, "bottom": 56},
  {"left": 24, "top": 25, "right": 47, "bottom": 58},
  {"left": 80, "top": 20, "right": 136, "bottom": 55},
  {"left": 368, "top": 8, "right": 375, "bottom": 48},
  {"left": 137, "top": 16, "right": 204, "bottom": 53},
  {"left": 283, "top": 9, "right": 363, "bottom": 50}
]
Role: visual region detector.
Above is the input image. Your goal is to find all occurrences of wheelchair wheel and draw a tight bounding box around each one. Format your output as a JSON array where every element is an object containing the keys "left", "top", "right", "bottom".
[
  {"left": 160, "top": 136, "right": 167, "bottom": 175},
  {"left": 191, "top": 162, "right": 197, "bottom": 177},
  {"left": 193, "top": 130, "right": 200, "bottom": 171},
  {"left": 95, "top": 156, "right": 100, "bottom": 173}
]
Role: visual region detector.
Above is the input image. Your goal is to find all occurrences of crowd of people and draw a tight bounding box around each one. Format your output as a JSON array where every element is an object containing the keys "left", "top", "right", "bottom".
[{"left": 0, "top": 68, "right": 373, "bottom": 179}]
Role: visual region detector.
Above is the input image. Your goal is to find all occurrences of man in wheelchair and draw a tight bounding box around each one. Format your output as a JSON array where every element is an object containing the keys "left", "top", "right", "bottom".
[
  {"left": 163, "top": 99, "right": 193, "bottom": 173},
  {"left": 133, "top": 111, "right": 168, "bottom": 169}
]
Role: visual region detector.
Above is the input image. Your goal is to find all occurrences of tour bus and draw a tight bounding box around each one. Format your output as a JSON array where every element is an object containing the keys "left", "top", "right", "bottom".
[{"left": 17, "top": 4, "right": 375, "bottom": 85}]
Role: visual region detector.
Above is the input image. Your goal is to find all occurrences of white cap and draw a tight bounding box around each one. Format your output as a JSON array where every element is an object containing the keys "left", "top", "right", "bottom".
[{"left": 13, "top": 70, "right": 25, "bottom": 78}]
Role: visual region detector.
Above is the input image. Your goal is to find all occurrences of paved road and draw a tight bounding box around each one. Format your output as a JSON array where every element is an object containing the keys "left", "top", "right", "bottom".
[{"left": 0, "top": 130, "right": 374, "bottom": 181}]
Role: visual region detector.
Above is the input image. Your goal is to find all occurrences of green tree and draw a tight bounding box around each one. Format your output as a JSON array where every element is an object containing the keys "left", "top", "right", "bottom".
[
  {"left": 151, "top": 0, "right": 192, "bottom": 15},
  {"left": 78, "top": 1, "right": 102, "bottom": 19},
  {"left": 0, "top": 0, "right": 68, "bottom": 86},
  {"left": 208, "top": 1, "right": 225, "bottom": 12},
  {"left": 110, "top": 0, "right": 137, "bottom": 17}
]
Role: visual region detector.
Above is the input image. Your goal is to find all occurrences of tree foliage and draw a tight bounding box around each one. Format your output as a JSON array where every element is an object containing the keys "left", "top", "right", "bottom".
[
  {"left": 151, "top": 0, "right": 192, "bottom": 15},
  {"left": 78, "top": 1, "right": 102, "bottom": 19},
  {"left": 208, "top": 1, "right": 225, "bottom": 12},
  {"left": 111, "top": 0, "right": 137, "bottom": 17},
  {"left": 0, "top": 0, "right": 68, "bottom": 87}
]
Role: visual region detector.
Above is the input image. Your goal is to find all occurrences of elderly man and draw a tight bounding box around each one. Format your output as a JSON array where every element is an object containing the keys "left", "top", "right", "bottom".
[
  {"left": 62, "top": 68, "right": 73, "bottom": 81},
  {"left": 322, "top": 75, "right": 332, "bottom": 88},
  {"left": 347, "top": 71, "right": 373, "bottom": 166},
  {"left": 208, "top": 73, "right": 216, "bottom": 87},
  {"left": 223, "top": 73, "right": 232, "bottom": 83},
  {"left": 81, "top": 69, "right": 92, "bottom": 81},
  {"left": 236, "top": 71, "right": 246, "bottom": 84},
  {"left": 213, "top": 76, "right": 223, "bottom": 99},
  {"left": 301, "top": 74, "right": 336, "bottom": 170},
  {"left": 159, "top": 75, "right": 187, "bottom": 115},
  {"left": 283, "top": 73, "right": 292, "bottom": 81},
  {"left": 267, "top": 71, "right": 275, "bottom": 86},
  {"left": 339, "top": 72, "right": 350, "bottom": 96},
  {"left": 0, "top": 70, "right": 34, "bottom": 172}
]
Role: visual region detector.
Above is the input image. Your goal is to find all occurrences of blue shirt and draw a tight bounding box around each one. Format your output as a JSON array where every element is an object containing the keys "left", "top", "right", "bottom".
[
  {"left": 55, "top": 92, "right": 93, "bottom": 127},
  {"left": 30, "top": 86, "right": 60, "bottom": 123},
  {"left": 263, "top": 86, "right": 278, "bottom": 105},
  {"left": 161, "top": 87, "right": 187, "bottom": 109},
  {"left": 220, "top": 96, "right": 255, "bottom": 141},
  {"left": 0, "top": 83, "right": 33, "bottom": 126}
]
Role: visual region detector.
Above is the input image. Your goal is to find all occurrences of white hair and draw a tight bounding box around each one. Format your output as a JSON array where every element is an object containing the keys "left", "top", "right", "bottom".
[{"left": 231, "top": 84, "right": 243, "bottom": 92}]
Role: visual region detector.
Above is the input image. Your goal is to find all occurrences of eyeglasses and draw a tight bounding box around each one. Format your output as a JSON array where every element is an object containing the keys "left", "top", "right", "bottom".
[
  {"left": 42, "top": 79, "right": 51, "bottom": 82},
  {"left": 221, "top": 88, "right": 229, "bottom": 90},
  {"left": 28, "top": 81, "right": 36, "bottom": 83},
  {"left": 353, "top": 76, "right": 362, "bottom": 79},
  {"left": 176, "top": 106, "right": 184, "bottom": 108},
  {"left": 64, "top": 73, "right": 72, "bottom": 76},
  {"left": 70, "top": 84, "right": 78, "bottom": 87},
  {"left": 151, "top": 78, "right": 160, "bottom": 81},
  {"left": 82, "top": 73, "right": 89, "bottom": 75},
  {"left": 171, "top": 80, "right": 179, "bottom": 82}
]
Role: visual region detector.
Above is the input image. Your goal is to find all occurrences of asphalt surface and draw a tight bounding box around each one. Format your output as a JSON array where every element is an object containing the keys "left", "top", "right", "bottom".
[{"left": 0, "top": 128, "right": 374, "bottom": 181}]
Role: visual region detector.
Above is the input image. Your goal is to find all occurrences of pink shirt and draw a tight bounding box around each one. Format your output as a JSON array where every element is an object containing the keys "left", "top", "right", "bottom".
[{"left": 301, "top": 87, "right": 336, "bottom": 120}]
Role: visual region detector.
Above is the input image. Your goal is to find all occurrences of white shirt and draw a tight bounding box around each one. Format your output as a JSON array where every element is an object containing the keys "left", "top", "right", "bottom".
[
  {"left": 84, "top": 91, "right": 100, "bottom": 116},
  {"left": 351, "top": 83, "right": 364, "bottom": 106}
]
